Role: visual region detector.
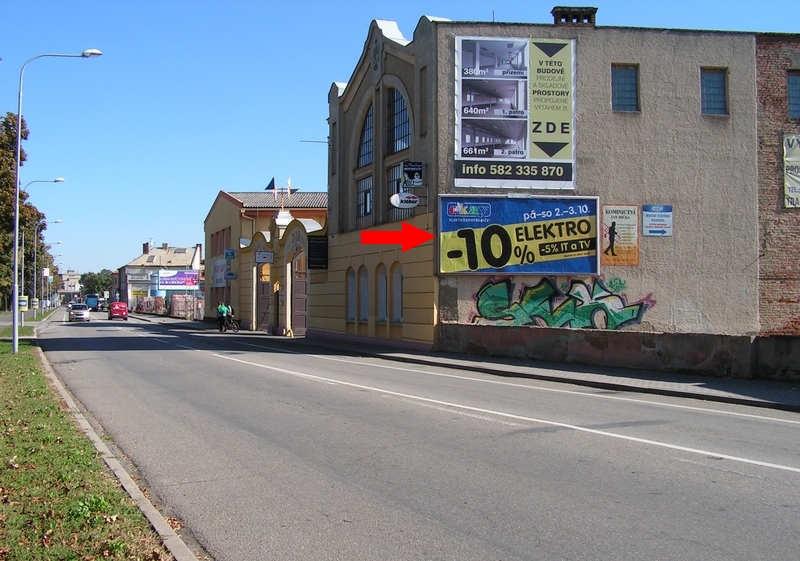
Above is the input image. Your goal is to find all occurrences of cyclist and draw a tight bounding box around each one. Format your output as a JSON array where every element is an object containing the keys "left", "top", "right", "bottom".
[{"left": 216, "top": 301, "right": 227, "bottom": 332}]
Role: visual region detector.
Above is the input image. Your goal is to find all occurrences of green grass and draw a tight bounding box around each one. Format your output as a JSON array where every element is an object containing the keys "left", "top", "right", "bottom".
[
  {"left": 0, "top": 341, "right": 173, "bottom": 560},
  {"left": 0, "top": 326, "right": 35, "bottom": 338}
]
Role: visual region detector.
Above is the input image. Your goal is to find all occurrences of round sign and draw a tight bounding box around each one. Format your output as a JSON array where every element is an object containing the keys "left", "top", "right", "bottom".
[{"left": 389, "top": 192, "right": 420, "bottom": 209}]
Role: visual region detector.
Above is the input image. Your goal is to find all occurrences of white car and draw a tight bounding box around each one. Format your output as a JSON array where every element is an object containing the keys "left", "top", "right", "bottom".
[{"left": 68, "top": 303, "right": 91, "bottom": 322}]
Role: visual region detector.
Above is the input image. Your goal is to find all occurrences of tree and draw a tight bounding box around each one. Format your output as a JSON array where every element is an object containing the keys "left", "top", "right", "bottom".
[
  {"left": 80, "top": 270, "right": 112, "bottom": 295},
  {"left": 0, "top": 112, "right": 30, "bottom": 309}
]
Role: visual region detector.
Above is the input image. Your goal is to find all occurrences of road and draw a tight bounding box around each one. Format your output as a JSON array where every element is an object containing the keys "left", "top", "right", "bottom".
[{"left": 38, "top": 310, "right": 800, "bottom": 561}]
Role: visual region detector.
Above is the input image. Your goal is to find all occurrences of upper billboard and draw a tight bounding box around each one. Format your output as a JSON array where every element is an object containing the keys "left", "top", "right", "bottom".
[{"left": 454, "top": 37, "right": 575, "bottom": 189}]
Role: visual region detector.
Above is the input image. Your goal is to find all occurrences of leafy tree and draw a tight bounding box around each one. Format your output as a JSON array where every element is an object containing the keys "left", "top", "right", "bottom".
[
  {"left": 80, "top": 270, "right": 112, "bottom": 295},
  {"left": 0, "top": 112, "right": 30, "bottom": 309}
]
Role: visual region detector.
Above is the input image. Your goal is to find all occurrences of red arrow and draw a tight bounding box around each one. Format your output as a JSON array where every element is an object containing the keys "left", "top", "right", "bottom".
[{"left": 360, "top": 222, "right": 435, "bottom": 252}]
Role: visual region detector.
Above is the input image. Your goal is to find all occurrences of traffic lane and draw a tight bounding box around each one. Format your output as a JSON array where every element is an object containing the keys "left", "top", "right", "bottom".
[
  {"left": 43, "top": 318, "right": 800, "bottom": 476},
  {"left": 42, "top": 323, "right": 800, "bottom": 560},
  {"left": 50, "top": 318, "right": 800, "bottom": 477},
  {"left": 179, "top": 332, "right": 800, "bottom": 474}
]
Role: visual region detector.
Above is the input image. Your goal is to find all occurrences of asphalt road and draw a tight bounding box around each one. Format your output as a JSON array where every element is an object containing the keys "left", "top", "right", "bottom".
[{"left": 38, "top": 310, "right": 800, "bottom": 561}]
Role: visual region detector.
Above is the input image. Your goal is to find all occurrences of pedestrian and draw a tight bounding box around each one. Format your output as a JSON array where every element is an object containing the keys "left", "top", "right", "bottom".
[{"left": 604, "top": 221, "right": 618, "bottom": 256}]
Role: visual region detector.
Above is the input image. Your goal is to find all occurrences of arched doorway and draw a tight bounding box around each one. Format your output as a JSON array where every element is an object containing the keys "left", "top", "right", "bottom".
[
  {"left": 256, "top": 263, "right": 271, "bottom": 332},
  {"left": 291, "top": 252, "right": 307, "bottom": 336}
]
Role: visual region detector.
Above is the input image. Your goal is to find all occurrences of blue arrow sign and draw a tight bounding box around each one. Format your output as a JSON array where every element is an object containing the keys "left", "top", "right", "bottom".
[{"left": 648, "top": 229, "right": 667, "bottom": 235}]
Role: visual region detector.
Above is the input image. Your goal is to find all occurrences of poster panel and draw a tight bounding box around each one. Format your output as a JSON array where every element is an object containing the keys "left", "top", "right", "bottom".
[
  {"left": 439, "top": 195, "right": 598, "bottom": 274},
  {"left": 785, "top": 134, "right": 800, "bottom": 208},
  {"left": 454, "top": 37, "right": 575, "bottom": 189},
  {"left": 600, "top": 205, "right": 639, "bottom": 266},
  {"left": 158, "top": 270, "right": 200, "bottom": 290}
]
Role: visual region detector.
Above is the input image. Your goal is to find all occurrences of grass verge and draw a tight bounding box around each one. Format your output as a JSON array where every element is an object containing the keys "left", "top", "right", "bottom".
[
  {"left": 0, "top": 341, "right": 173, "bottom": 560},
  {"left": 0, "top": 326, "right": 35, "bottom": 338}
]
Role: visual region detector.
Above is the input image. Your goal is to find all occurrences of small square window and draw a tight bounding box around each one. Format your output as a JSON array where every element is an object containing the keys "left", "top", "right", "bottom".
[
  {"left": 612, "top": 65, "right": 639, "bottom": 111},
  {"left": 789, "top": 72, "right": 800, "bottom": 120},
  {"left": 701, "top": 68, "right": 728, "bottom": 115}
]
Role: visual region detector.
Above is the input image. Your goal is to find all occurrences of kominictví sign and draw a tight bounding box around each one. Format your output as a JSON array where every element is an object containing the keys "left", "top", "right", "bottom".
[
  {"left": 439, "top": 195, "right": 598, "bottom": 274},
  {"left": 454, "top": 37, "right": 575, "bottom": 189}
]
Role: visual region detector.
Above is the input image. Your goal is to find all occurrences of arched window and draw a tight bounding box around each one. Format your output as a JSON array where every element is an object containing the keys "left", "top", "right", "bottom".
[
  {"left": 358, "top": 268, "right": 369, "bottom": 322},
  {"left": 377, "top": 266, "right": 388, "bottom": 322},
  {"left": 346, "top": 268, "right": 356, "bottom": 321},
  {"left": 391, "top": 265, "right": 403, "bottom": 323},
  {"left": 387, "top": 88, "right": 410, "bottom": 154},
  {"left": 357, "top": 104, "right": 373, "bottom": 167}
]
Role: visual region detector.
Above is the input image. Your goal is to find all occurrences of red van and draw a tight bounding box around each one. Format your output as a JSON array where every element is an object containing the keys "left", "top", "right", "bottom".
[{"left": 108, "top": 302, "right": 129, "bottom": 320}]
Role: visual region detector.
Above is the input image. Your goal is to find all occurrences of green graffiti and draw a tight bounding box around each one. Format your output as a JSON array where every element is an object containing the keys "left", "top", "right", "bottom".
[
  {"left": 475, "top": 278, "right": 648, "bottom": 330},
  {"left": 606, "top": 277, "right": 627, "bottom": 293}
]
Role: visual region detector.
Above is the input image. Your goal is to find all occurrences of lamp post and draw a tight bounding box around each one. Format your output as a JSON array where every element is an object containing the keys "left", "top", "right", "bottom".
[
  {"left": 12, "top": 49, "right": 102, "bottom": 353},
  {"left": 34, "top": 220, "right": 63, "bottom": 317}
]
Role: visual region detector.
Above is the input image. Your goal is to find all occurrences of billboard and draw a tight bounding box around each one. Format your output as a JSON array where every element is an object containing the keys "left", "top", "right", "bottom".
[
  {"left": 439, "top": 195, "right": 598, "bottom": 274},
  {"left": 157, "top": 270, "right": 200, "bottom": 290},
  {"left": 454, "top": 37, "right": 575, "bottom": 189},
  {"left": 785, "top": 134, "right": 800, "bottom": 208}
]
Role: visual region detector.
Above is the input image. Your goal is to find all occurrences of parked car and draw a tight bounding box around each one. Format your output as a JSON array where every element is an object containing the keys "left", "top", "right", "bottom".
[
  {"left": 66, "top": 300, "right": 76, "bottom": 309},
  {"left": 68, "top": 303, "right": 91, "bottom": 322},
  {"left": 107, "top": 302, "right": 128, "bottom": 321}
]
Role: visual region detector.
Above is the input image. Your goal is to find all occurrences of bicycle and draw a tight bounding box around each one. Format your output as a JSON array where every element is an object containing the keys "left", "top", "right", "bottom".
[{"left": 222, "top": 315, "right": 240, "bottom": 333}]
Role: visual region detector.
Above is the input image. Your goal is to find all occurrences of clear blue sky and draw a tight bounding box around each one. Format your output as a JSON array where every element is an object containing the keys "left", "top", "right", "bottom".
[{"left": 2, "top": 1, "right": 794, "bottom": 274}]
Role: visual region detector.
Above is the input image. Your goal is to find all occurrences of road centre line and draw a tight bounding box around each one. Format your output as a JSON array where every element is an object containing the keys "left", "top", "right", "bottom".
[
  {"left": 226, "top": 340, "right": 800, "bottom": 426},
  {"left": 213, "top": 353, "right": 800, "bottom": 475}
]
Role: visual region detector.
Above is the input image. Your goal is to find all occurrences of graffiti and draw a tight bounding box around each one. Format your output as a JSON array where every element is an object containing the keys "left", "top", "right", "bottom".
[{"left": 474, "top": 277, "right": 651, "bottom": 330}]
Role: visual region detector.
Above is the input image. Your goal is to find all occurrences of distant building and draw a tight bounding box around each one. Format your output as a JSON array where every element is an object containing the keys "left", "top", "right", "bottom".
[
  {"left": 203, "top": 190, "right": 328, "bottom": 332},
  {"left": 117, "top": 242, "right": 203, "bottom": 314}
]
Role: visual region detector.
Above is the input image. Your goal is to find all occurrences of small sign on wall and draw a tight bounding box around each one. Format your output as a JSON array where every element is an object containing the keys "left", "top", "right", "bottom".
[
  {"left": 642, "top": 205, "right": 673, "bottom": 236},
  {"left": 601, "top": 204, "right": 639, "bottom": 266}
]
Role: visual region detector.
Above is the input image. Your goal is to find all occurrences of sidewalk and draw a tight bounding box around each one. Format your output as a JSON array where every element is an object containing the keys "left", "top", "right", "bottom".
[{"left": 138, "top": 314, "right": 800, "bottom": 413}]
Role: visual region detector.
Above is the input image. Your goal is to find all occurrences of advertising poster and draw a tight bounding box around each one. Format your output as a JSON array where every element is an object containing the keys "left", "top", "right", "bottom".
[
  {"left": 158, "top": 270, "right": 200, "bottom": 290},
  {"left": 785, "top": 134, "right": 800, "bottom": 208},
  {"left": 600, "top": 205, "right": 639, "bottom": 266},
  {"left": 439, "top": 195, "right": 598, "bottom": 274},
  {"left": 454, "top": 37, "right": 575, "bottom": 189}
]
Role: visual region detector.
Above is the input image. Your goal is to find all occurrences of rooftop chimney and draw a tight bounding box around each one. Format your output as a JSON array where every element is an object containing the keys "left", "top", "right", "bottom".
[
  {"left": 161, "top": 243, "right": 169, "bottom": 250},
  {"left": 552, "top": 6, "right": 597, "bottom": 27},
  {"left": 143, "top": 242, "right": 150, "bottom": 255}
]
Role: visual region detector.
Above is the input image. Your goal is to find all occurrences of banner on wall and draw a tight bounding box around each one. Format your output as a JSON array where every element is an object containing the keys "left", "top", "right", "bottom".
[
  {"left": 212, "top": 259, "right": 227, "bottom": 288},
  {"left": 439, "top": 195, "right": 598, "bottom": 274},
  {"left": 454, "top": 37, "right": 575, "bottom": 189},
  {"left": 157, "top": 270, "right": 200, "bottom": 290},
  {"left": 785, "top": 134, "right": 800, "bottom": 208},
  {"left": 600, "top": 205, "right": 639, "bottom": 266}
]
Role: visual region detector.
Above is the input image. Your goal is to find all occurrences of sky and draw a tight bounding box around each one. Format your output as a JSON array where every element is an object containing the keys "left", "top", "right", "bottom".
[{"left": 2, "top": 1, "right": 796, "bottom": 274}]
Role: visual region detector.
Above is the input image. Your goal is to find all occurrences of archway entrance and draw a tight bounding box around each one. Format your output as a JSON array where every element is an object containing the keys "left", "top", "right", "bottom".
[
  {"left": 291, "top": 252, "right": 307, "bottom": 336},
  {"left": 256, "top": 263, "right": 271, "bottom": 332}
]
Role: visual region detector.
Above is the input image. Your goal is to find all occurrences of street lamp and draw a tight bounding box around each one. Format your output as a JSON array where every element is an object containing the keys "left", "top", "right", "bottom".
[
  {"left": 33, "top": 217, "right": 63, "bottom": 313},
  {"left": 12, "top": 49, "right": 102, "bottom": 353}
]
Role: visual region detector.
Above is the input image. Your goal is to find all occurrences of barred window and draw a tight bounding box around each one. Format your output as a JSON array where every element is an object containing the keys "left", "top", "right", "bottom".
[
  {"left": 701, "top": 68, "right": 728, "bottom": 115},
  {"left": 357, "top": 104, "right": 373, "bottom": 167},
  {"left": 789, "top": 72, "right": 800, "bottom": 120},
  {"left": 356, "top": 176, "right": 373, "bottom": 230},
  {"left": 387, "top": 163, "right": 412, "bottom": 223},
  {"left": 357, "top": 176, "right": 372, "bottom": 217},
  {"left": 377, "top": 266, "right": 388, "bottom": 322},
  {"left": 387, "top": 88, "right": 410, "bottom": 154},
  {"left": 611, "top": 65, "right": 639, "bottom": 111}
]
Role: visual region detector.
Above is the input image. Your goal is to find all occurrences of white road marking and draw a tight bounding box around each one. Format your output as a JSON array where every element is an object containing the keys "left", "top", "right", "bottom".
[
  {"left": 213, "top": 353, "right": 800, "bottom": 475},
  {"left": 225, "top": 340, "right": 800, "bottom": 426}
]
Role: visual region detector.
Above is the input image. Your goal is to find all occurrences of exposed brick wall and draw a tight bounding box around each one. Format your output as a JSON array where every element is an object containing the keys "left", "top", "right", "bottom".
[{"left": 756, "top": 35, "right": 800, "bottom": 334}]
